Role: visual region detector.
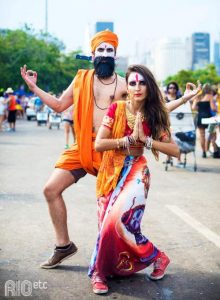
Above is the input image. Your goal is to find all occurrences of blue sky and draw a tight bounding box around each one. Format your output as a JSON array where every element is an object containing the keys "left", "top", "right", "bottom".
[{"left": 0, "top": 0, "right": 219, "bottom": 57}]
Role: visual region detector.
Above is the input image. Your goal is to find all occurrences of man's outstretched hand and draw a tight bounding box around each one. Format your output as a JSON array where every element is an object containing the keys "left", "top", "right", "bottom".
[{"left": 20, "top": 65, "right": 38, "bottom": 91}]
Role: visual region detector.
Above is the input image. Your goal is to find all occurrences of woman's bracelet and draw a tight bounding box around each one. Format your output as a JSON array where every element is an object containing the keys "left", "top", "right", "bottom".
[
  {"left": 181, "top": 97, "right": 187, "bottom": 104},
  {"left": 144, "top": 136, "right": 153, "bottom": 150},
  {"left": 116, "top": 139, "right": 120, "bottom": 149},
  {"left": 116, "top": 137, "right": 129, "bottom": 150},
  {"left": 116, "top": 135, "right": 139, "bottom": 151},
  {"left": 127, "top": 135, "right": 137, "bottom": 145}
]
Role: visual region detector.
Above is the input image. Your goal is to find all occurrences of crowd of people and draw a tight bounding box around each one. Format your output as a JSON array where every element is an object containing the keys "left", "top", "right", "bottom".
[
  {"left": 0, "top": 89, "right": 75, "bottom": 148},
  {"left": 0, "top": 87, "right": 33, "bottom": 131},
  {"left": 1, "top": 29, "right": 219, "bottom": 295},
  {"left": 162, "top": 81, "right": 220, "bottom": 159}
]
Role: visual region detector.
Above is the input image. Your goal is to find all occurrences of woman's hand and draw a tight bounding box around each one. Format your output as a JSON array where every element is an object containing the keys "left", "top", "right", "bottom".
[
  {"left": 20, "top": 65, "right": 38, "bottom": 91},
  {"left": 182, "top": 81, "right": 202, "bottom": 102},
  {"left": 130, "top": 113, "right": 139, "bottom": 142},
  {"left": 137, "top": 113, "right": 146, "bottom": 143}
]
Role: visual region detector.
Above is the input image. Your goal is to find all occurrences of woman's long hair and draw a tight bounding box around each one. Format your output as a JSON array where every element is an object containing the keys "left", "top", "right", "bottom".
[
  {"left": 202, "top": 83, "right": 214, "bottom": 96},
  {"left": 126, "top": 65, "right": 171, "bottom": 160}
]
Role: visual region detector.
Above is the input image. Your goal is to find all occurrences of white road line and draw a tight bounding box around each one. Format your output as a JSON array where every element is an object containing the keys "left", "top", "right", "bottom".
[{"left": 166, "top": 205, "right": 220, "bottom": 248}]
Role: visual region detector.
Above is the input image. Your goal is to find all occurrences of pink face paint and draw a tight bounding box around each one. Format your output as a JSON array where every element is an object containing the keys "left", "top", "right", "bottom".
[{"left": 128, "top": 72, "right": 145, "bottom": 86}]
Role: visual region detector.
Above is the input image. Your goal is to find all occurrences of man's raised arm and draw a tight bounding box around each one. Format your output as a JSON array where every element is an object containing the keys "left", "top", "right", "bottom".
[{"left": 20, "top": 65, "right": 74, "bottom": 112}]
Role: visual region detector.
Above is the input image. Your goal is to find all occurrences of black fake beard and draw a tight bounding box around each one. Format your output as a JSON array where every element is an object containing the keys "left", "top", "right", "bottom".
[{"left": 94, "top": 57, "right": 115, "bottom": 79}]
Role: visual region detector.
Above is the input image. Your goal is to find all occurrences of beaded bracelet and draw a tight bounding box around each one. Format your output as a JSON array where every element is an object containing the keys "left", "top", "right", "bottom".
[
  {"left": 127, "top": 135, "right": 137, "bottom": 145},
  {"left": 145, "top": 136, "right": 153, "bottom": 150}
]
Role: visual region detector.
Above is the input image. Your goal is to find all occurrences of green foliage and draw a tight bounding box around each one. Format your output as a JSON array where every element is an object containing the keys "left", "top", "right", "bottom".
[
  {"left": 115, "top": 69, "right": 125, "bottom": 78},
  {"left": 0, "top": 28, "right": 91, "bottom": 94},
  {"left": 164, "top": 64, "right": 220, "bottom": 91}
]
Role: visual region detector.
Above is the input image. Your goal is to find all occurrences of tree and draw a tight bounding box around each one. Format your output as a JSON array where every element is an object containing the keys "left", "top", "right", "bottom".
[
  {"left": 0, "top": 28, "right": 91, "bottom": 94},
  {"left": 164, "top": 64, "right": 220, "bottom": 91}
]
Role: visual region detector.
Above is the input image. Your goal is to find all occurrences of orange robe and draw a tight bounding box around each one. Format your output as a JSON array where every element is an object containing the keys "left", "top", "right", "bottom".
[{"left": 55, "top": 69, "right": 102, "bottom": 176}]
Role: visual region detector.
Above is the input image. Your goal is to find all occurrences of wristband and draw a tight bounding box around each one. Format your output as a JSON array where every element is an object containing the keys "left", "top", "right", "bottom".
[{"left": 145, "top": 136, "right": 153, "bottom": 150}]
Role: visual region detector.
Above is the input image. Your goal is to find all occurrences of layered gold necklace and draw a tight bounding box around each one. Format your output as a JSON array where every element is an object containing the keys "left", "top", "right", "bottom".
[{"left": 126, "top": 102, "right": 145, "bottom": 129}]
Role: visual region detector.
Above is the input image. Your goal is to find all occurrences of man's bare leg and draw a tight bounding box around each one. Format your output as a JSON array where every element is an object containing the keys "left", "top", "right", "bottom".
[
  {"left": 43, "top": 168, "right": 75, "bottom": 246},
  {"left": 40, "top": 168, "right": 78, "bottom": 268}
]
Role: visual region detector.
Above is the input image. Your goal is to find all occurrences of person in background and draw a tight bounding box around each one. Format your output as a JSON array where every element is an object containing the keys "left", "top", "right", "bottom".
[
  {"left": 165, "top": 81, "right": 182, "bottom": 102},
  {"left": 0, "top": 90, "right": 6, "bottom": 131},
  {"left": 206, "top": 86, "right": 220, "bottom": 158},
  {"left": 16, "top": 95, "right": 24, "bottom": 118},
  {"left": 62, "top": 105, "right": 75, "bottom": 149},
  {"left": 5, "top": 87, "right": 17, "bottom": 132},
  {"left": 34, "top": 96, "right": 43, "bottom": 112},
  {"left": 192, "top": 84, "right": 216, "bottom": 158},
  {"left": 165, "top": 82, "right": 183, "bottom": 165}
]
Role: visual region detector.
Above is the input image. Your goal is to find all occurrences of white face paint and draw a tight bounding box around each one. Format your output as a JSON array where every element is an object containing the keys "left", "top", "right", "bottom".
[
  {"left": 128, "top": 72, "right": 145, "bottom": 87},
  {"left": 127, "top": 72, "right": 147, "bottom": 100},
  {"left": 94, "top": 42, "right": 115, "bottom": 58}
]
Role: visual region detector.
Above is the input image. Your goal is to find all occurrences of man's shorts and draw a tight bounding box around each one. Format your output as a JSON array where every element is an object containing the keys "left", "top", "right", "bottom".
[
  {"left": 55, "top": 144, "right": 87, "bottom": 182},
  {"left": 55, "top": 139, "right": 101, "bottom": 182},
  {"left": 69, "top": 168, "right": 87, "bottom": 182}
]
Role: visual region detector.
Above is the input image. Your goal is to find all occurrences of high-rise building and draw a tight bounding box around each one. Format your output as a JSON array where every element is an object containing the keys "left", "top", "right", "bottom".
[
  {"left": 192, "top": 33, "right": 210, "bottom": 70},
  {"left": 214, "top": 41, "right": 220, "bottom": 75},
  {"left": 154, "top": 38, "right": 187, "bottom": 81},
  {"left": 95, "top": 22, "right": 114, "bottom": 33}
]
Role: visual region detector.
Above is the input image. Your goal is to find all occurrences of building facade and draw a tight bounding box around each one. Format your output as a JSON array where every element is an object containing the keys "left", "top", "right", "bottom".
[
  {"left": 192, "top": 33, "right": 210, "bottom": 70},
  {"left": 214, "top": 41, "right": 220, "bottom": 75},
  {"left": 154, "top": 38, "right": 188, "bottom": 81},
  {"left": 95, "top": 22, "right": 114, "bottom": 33}
]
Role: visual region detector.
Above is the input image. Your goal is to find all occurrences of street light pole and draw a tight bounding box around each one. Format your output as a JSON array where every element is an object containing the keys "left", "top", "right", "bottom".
[{"left": 45, "top": 0, "right": 48, "bottom": 34}]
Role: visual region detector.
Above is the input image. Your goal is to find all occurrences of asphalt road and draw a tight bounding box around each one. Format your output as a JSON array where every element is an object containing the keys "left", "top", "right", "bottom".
[{"left": 0, "top": 119, "right": 220, "bottom": 300}]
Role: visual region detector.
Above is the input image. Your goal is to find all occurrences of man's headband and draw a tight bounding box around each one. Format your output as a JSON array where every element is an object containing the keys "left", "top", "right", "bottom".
[{"left": 90, "top": 30, "right": 118, "bottom": 52}]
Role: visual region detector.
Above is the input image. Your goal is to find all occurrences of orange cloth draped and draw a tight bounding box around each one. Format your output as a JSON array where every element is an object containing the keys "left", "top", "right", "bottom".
[
  {"left": 55, "top": 69, "right": 102, "bottom": 176},
  {"left": 96, "top": 101, "right": 126, "bottom": 197},
  {"left": 90, "top": 30, "right": 118, "bottom": 52}
]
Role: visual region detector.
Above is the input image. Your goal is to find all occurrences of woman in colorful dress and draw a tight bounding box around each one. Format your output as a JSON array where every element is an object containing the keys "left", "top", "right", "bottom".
[{"left": 88, "top": 65, "right": 190, "bottom": 295}]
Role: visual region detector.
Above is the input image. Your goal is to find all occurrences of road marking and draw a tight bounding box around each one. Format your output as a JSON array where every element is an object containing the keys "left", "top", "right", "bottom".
[{"left": 166, "top": 205, "right": 220, "bottom": 248}]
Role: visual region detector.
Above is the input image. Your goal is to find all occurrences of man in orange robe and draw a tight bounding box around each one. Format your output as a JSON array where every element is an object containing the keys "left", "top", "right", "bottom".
[{"left": 21, "top": 30, "right": 127, "bottom": 268}]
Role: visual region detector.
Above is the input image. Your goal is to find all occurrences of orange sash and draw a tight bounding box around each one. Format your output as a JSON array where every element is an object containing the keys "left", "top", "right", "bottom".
[
  {"left": 96, "top": 101, "right": 127, "bottom": 197},
  {"left": 73, "top": 69, "right": 102, "bottom": 175}
]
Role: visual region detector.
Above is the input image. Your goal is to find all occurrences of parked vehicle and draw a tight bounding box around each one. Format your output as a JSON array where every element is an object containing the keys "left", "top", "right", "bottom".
[
  {"left": 26, "top": 98, "right": 36, "bottom": 121},
  {"left": 48, "top": 112, "right": 61, "bottom": 129}
]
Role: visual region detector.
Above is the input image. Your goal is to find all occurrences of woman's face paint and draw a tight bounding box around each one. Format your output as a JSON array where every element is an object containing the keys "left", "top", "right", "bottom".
[{"left": 127, "top": 72, "right": 147, "bottom": 101}]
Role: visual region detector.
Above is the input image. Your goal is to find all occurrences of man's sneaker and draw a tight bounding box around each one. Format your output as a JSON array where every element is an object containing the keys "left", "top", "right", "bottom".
[
  {"left": 149, "top": 252, "right": 170, "bottom": 280},
  {"left": 91, "top": 272, "right": 108, "bottom": 294},
  {"left": 40, "top": 241, "right": 78, "bottom": 269}
]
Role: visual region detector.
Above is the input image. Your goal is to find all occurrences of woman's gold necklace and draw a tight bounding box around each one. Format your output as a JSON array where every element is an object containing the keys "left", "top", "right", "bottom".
[{"left": 126, "top": 102, "right": 145, "bottom": 129}]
